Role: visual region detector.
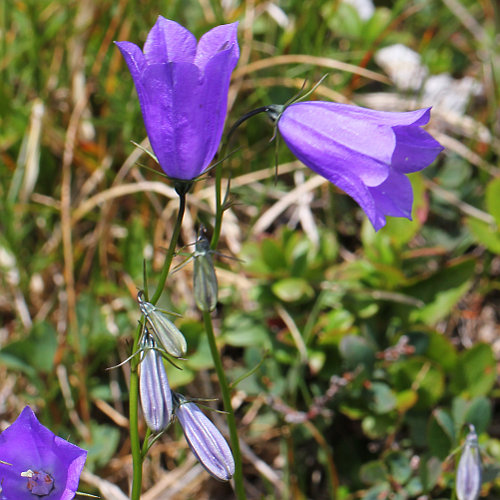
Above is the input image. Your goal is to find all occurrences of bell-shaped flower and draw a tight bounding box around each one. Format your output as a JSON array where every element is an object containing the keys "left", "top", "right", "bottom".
[
  {"left": 115, "top": 17, "right": 239, "bottom": 180},
  {"left": 269, "top": 102, "right": 444, "bottom": 230},
  {"left": 0, "top": 406, "right": 87, "bottom": 500},
  {"left": 139, "top": 333, "right": 173, "bottom": 433},
  {"left": 138, "top": 291, "right": 187, "bottom": 358},
  {"left": 456, "top": 424, "right": 481, "bottom": 500},
  {"left": 174, "top": 394, "right": 234, "bottom": 481}
]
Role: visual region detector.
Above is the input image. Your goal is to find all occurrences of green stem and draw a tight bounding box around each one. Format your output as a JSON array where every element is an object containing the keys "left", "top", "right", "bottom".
[
  {"left": 130, "top": 190, "right": 187, "bottom": 500},
  {"left": 129, "top": 323, "right": 143, "bottom": 500},
  {"left": 210, "top": 154, "right": 224, "bottom": 250},
  {"left": 203, "top": 311, "right": 246, "bottom": 500},
  {"left": 150, "top": 189, "right": 187, "bottom": 305}
]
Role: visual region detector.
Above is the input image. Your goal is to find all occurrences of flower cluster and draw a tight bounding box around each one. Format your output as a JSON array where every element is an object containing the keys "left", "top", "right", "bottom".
[
  {"left": 115, "top": 13, "right": 445, "bottom": 496},
  {"left": 136, "top": 292, "right": 234, "bottom": 482},
  {"left": 0, "top": 407, "right": 87, "bottom": 500}
]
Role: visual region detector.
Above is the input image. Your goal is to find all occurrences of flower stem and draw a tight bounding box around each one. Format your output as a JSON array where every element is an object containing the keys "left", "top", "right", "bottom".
[
  {"left": 150, "top": 189, "right": 187, "bottom": 306},
  {"left": 129, "top": 322, "right": 143, "bottom": 500},
  {"left": 210, "top": 157, "right": 224, "bottom": 250},
  {"left": 130, "top": 191, "right": 187, "bottom": 500},
  {"left": 203, "top": 310, "right": 246, "bottom": 499}
]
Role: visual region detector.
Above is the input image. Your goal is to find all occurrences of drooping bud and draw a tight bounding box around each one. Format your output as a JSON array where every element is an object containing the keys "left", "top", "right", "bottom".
[
  {"left": 139, "top": 333, "right": 173, "bottom": 432},
  {"left": 456, "top": 424, "right": 482, "bottom": 500},
  {"left": 193, "top": 228, "right": 218, "bottom": 312},
  {"left": 174, "top": 393, "right": 235, "bottom": 481},
  {"left": 137, "top": 291, "right": 187, "bottom": 358}
]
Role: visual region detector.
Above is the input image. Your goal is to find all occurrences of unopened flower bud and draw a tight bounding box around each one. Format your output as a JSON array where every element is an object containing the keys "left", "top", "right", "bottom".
[
  {"left": 193, "top": 229, "right": 218, "bottom": 312},
  {"left": 138, "top": 291, "right": 187, "bottom": 358},
  {"left": 140, "top": 333, "right": 173, "bottom": 432},
  {"left": 174, "top": 394, "right": 235, "bottom": 481},
  {"left": 456, "top": 424, "right": 481, "bottom": 500}
]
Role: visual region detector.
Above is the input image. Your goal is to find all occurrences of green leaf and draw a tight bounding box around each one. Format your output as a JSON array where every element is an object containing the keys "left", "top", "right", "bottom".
[
  {"left": 389, "top": 358, "right": 445, "bottom": 409},
  {"left": 466, "top": 217, "right": 500, "bottom": 254},
  {"left": 385, "top": 451, "right": 412, "bottom": 484},
  {"left": 85, "top": 423, "right": 120, "bottom": 470},
  {"left": 428, "top": 409, "right": 455, "bottom": 459},
  {"left": 271, "top": 277, "right": 314, "bottom": 302},
  {"left": 360, "top": 460, "right": 388, "bottom": 485},
  {"left": 369, "top": 382, "right": 397, "bottom": 415},
  {"left": 450, "top": 343, "right": 496, "bottom": 397},
  {"left": 0, "top": 321, "right": 57, "bottom": 374},
  {"left": 340, "top": 335, "right": 375, "bottom": 371},
  {"left": 403, "top": 258, "right": 475, "bottom": 324},
  {"left": 419, "top": 455, "right": 442, "bottom": 492},
  {"left": 486, "top": 177, "right": 500, "bottom": 225}
]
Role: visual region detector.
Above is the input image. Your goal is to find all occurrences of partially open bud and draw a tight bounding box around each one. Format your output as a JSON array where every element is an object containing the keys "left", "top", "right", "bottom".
[
  {"left": 140, "top": 333, "right": 173, "bottom": 432},
  {"left": 174, "top": 394, "right": 235, "bottom": 481},
  {"left": 456, "top": 424, "right": 481, "bottom": 500},
  {"left": 193, "top": 229, "right": 218, "bottom": 312},
  {"left": 138, "top": 291, "right": 187, "bottom": 358}
]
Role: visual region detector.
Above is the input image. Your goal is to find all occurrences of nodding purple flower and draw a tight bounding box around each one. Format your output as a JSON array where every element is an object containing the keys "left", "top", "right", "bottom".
[
  {"left": 456, "top": 424, "right": 481, "bottom": 500},
  {"left": 0, "top": 406, "right": 86, "bottom": 500},
  {"left": 268, "top": 102, "right": 444, "bottom": 231},
  {"left": 115, "top": 17, "right": 239, "bottom": 181},
  {"left": 140, "top": 333, "right": 173, "bottom": 433},
  {"left": 174, "top": 394, "right": 235, "bottom": 481}
]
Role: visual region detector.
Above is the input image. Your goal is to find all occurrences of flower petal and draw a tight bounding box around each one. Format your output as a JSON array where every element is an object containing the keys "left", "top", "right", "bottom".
[
  {"left": 278, "top": 102, "right": 393, "bottom": 186},
  {"left": 392, "top": 123, "right": 444, "bottom": 173},
  {"left": 195, "top": 22, "right": 239, "bottom": 70},
  {"left": 143, "top": 16, "right": 196, "bottom": 64},
  {"left": 114, "top": 41, "right": 146, "bottom": 83}
]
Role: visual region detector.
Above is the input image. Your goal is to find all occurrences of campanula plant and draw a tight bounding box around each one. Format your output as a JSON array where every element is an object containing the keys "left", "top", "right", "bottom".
[
  {"left": 115, "top": 17, "right": 239, "bottom": 181},
  {"left": 267, "top": 102, "right": 444, "bottom": 230},
  {"left": 0, "top": 407, "right": 87, "bottom": 500}
]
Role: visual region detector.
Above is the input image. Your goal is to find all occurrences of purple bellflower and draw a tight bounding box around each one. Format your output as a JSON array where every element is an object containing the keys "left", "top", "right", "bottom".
[
  {"left": 0, "top": 406, "right": 86, "bottom": 500},
  {"left": 174, "top": 394, "right": 235, "bottom": 481},
  {"left": 456, "top": 424, "right": 481, "bottom": 500},
  {"left": 115, "top": 17, "right": 239, "bottom": 181},
  {"left": 140, "top": 333, "right": 173, "bottom": 433},
  {"left": 268, "top": 102, "right": 444, "bottom": 231}
]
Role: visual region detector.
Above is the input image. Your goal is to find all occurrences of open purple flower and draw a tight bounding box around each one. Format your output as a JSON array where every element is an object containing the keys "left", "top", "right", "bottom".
[
  {"left": 269, "top": 102, "right": 444, "bottom": 230},
  {"left": 115, "top": 17, "right": 239, "bottom": 181},
  {"left": 174, "top": 394, "right": 234, "bottom": 481},
  {"left": 0, "top": 406, "right": 87, "bottom": 500}
]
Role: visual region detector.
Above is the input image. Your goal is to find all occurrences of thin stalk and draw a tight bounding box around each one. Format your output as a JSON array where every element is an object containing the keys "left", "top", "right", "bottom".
[
  {"left": 203, "top": 311, "right": 246, "bottom": 500},
  {"left": 130, "top": 191, "right": 187, "bottom": 500},
  {"left": 150, "top": 190, "right": 187, "bottom": 305},
  {"left": 129, "top": 322, "right": 143, "bottom": 500},
  {"left": 211, "top": 153, "right": 224, "bottom": 250}
]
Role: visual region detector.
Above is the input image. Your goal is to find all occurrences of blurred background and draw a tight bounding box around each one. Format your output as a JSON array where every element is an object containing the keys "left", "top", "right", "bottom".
[{"left": 1, "top": 0, "right": 499, "bottom": 498}]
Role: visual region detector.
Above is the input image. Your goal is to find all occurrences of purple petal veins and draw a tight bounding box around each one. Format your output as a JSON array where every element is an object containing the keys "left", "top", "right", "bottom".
[
  {"left": 456, "top": 425, "right": 481, "bottom": 500},
  {"left": 140, "top": 333, "right": 173, "bottom": 432},
  {"left": 276, "top": 101, "right": 444, "bottom": 230},
  {"left": 174, "top": 395, "right": 235, "bottom": 481},
  {"left": 115, "top": 17, "right": 239, "bottom": 181},
  {"left": 0, "top": 406, "right": 87, "bottom": 500}
]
